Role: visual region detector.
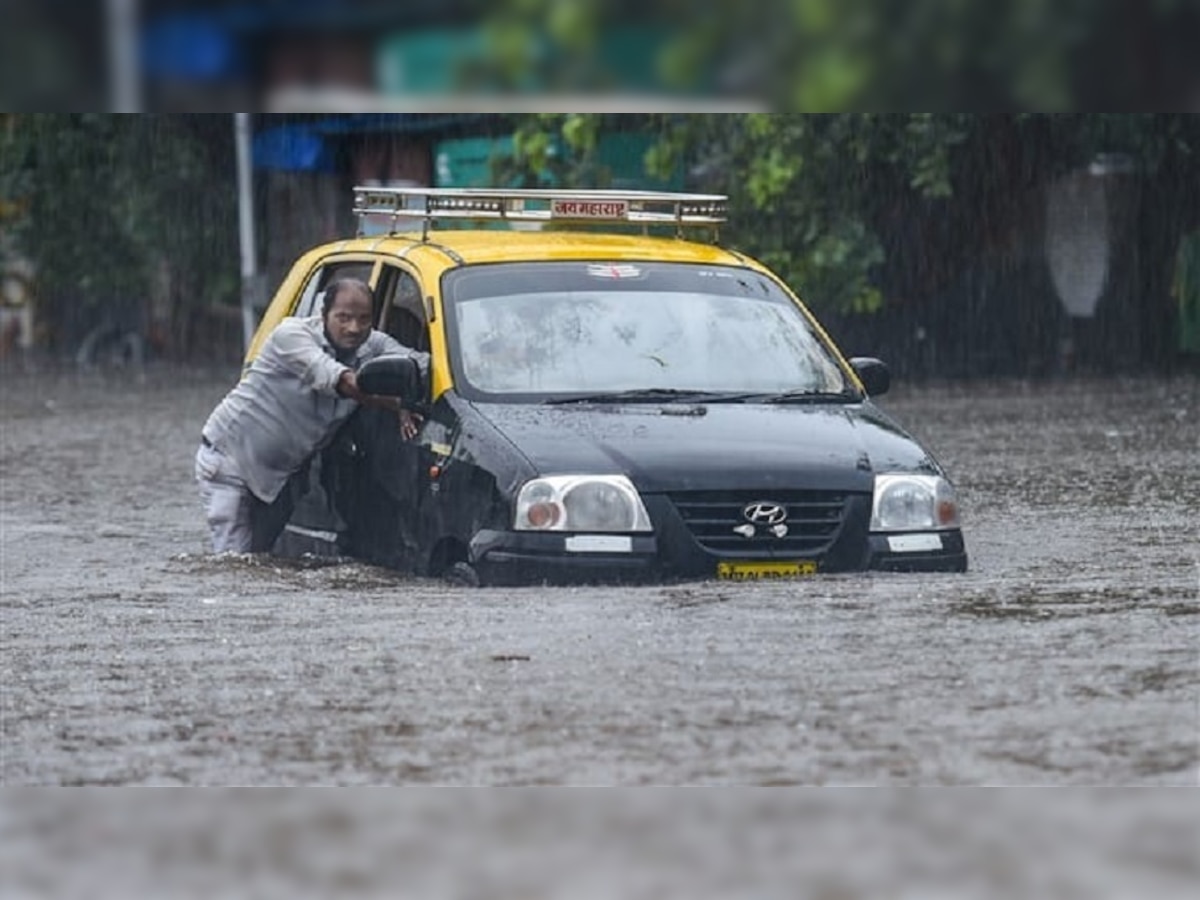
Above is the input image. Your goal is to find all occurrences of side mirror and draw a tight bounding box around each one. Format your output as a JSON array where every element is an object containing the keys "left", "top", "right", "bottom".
[
  {"left": 357, "top": 354, "right": 424, "bottom": 404},
  {"left": 849, "top": 357, "right": 890, "bottom": 397}
]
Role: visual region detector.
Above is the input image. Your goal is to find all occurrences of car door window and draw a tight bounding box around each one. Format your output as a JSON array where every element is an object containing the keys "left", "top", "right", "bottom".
[
  {"left": 377, "top": 265, "right": 429, "bottom": 352},
  {"left": 294, "top": 260, "right": 377, "bottom": 317}
]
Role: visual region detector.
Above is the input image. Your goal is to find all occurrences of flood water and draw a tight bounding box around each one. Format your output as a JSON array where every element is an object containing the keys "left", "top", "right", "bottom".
[{"left": 1, "top": 367, "right": 1197, "bottom": 786}]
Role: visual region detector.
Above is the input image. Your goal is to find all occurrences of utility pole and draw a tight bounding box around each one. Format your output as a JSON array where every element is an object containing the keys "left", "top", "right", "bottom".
[
  {"left": 235, "top": 113, "right": 259, "bottom": 353},
  {"left": 107, "top": 0, "right": 141, "bottom": 111}
]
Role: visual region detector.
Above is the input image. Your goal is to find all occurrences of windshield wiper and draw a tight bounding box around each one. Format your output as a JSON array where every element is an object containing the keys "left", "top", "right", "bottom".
[
  {"left": 544, "top": 388, "right": 734, "bottom": 405},
  {"left": 762, "top": 389, "right": 861, "bottom": 404},
  {"left": 544, "top": 388, "right": 862, "bottom": 405}
]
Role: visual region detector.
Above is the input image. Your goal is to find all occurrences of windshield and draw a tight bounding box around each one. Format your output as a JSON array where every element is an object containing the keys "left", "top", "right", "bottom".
[{"left": 442, "top": 261, "right": 852, "bottom": 401}]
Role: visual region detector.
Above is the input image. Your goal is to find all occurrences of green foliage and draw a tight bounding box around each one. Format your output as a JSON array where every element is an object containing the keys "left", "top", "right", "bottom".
[
  {"left": 496, "top": 113, "right": 613, "bottom": 188},
  {"left": 497, "top": 112, "right": 1200, "bottom": 319},
  {"left": 642, "top": 113, "right": 966, "bottom": 313},
  {"left": 474, "top": 2, "right": 1199, "bottom": 110},
  {"left": 0, "top": 114, "right": 237, "bottom": 351},
  {"left": 560, "top": 114, "right": 599, "bottom": 154}
]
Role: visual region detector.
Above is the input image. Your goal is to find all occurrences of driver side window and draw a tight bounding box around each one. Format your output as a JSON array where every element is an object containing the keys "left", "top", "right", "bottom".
[
  {"left": 294, "top": 260, "right": 376, "bottom": 318},
  {"left": 378, "top": 265, "right": 429, "bottom": 352}
]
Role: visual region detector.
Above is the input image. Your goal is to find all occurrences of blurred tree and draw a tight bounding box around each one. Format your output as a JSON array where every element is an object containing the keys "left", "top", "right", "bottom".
[
  {"left": 0, "top": 0, "right": 106, "bottom": 110},
  {"left": 0, "top": 114, "right": 238, "bottom": 358},
  {"left": 475, "top": 0, "right": 1200, "bottom": 110}
]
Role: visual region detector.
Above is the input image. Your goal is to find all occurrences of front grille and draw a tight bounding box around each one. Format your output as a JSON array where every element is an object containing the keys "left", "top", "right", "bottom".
[{"left": 667, "top": 489, "right": 850, "bottom": 556}]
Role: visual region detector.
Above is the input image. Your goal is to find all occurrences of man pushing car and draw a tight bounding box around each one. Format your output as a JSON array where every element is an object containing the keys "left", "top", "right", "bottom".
[{"left": 195, "top": 277, "right": 428, "bottom": 554}]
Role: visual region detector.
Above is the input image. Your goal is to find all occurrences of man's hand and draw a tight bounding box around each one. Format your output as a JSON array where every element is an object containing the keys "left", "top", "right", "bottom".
[
  {"left": 336, "top": 369, "right": 362, "bottom": 401},
  {"left": 354, "top": 386, "right": 423, "bottom": 439},
  {"left": 398, "top": 408, "right": 423, "bottom": 440}
]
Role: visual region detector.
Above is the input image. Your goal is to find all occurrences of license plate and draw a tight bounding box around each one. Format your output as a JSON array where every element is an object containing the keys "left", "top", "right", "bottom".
[{"left": 716, "top": 560, "right": 818, "bottom": 580}]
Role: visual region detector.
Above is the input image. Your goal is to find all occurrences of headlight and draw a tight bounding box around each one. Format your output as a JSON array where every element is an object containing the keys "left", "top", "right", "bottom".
[
  {"left": 870, "top": 474, "right": 960, "bottom": 531},
  {"left": 514, "top": 475, "right": 652, "bottom": 532}
]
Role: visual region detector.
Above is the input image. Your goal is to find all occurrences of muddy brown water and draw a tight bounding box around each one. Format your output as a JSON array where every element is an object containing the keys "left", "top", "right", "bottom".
[{"left": 1, "top": 367, "right": 1197, "bottom": 786}]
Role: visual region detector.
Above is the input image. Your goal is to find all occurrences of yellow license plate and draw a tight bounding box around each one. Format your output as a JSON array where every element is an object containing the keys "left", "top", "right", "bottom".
[{"left": 716, "top": 560, "right": 818, "bottom": 580}]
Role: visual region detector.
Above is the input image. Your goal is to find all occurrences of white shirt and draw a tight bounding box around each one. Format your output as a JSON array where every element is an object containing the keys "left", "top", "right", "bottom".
[{"left": 201, "top": 315, "right": 428, "bottom": 502}]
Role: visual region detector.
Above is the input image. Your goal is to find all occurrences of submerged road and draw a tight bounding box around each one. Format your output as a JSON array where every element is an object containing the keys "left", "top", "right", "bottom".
[{"left": 1, "top": 368, "right": 1196, "bottom": 785}]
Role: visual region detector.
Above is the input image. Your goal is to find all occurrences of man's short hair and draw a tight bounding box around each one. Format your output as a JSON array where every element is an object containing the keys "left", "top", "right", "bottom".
[{"left": 322, "top": 278, "right": 374, "bottom": 317}]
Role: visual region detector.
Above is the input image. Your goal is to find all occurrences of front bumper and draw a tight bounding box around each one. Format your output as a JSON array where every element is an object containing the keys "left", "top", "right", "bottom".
[
  {"left": 469, "top": 530, "right": 662, "bottom": 586},
  {"left": 467, "top": 520, "right": 968, "bottom": 586},
  {"left": 866, "top": 530, "right": 968, "bottom": 572}
]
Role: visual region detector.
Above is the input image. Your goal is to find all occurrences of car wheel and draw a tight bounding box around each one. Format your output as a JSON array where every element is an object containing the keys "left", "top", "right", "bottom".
[{"left": 444, "top": 560, "right": 480, "bottom": 588}]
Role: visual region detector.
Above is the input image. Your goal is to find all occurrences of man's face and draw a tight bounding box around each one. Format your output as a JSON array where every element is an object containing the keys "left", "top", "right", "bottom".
[{"left": 324, "top": 288, "right": 373, "bottom": 352}]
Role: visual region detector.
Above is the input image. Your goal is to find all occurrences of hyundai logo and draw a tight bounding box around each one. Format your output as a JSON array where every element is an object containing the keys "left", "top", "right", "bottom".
[{"left": 743, "top": 501, "right": 787, "bottom": 525}]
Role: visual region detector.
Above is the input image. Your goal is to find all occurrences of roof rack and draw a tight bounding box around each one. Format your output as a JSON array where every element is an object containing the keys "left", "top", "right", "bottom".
[{"left": 352, "top": 186, "right": 728, "bottom": 240}]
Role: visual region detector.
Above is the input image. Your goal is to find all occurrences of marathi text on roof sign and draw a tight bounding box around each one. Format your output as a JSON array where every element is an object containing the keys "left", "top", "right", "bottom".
[{"left": 551, "top": 199, "right": 630, "bottom": 219}]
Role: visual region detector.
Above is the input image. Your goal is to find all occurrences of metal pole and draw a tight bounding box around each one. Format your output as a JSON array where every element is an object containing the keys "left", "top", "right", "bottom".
[
  {"left": 234, "top": 113, "right": 258, "bottom": 353},
  {"left": 107, "top": 0, "right": 141, "bottom": 112}
]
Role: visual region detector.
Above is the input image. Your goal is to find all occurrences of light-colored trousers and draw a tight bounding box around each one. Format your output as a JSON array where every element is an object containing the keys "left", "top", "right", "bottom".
[{"left": 194, "top": 442, "right": 255, "bottom": 553}]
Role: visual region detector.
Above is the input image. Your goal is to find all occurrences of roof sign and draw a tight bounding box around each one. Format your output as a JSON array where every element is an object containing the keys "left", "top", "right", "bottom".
[
  {"left": 552, "top": 199, "right": 629, "bottom": 220},
  {"left": 352, "top": 186, "right": 727, "bottom": 241}
]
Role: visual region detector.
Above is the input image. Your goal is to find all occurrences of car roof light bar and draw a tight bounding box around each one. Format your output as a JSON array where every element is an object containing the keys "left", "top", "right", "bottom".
[{"left": 353, "top": 186, "right": 728, "bottom": 240}]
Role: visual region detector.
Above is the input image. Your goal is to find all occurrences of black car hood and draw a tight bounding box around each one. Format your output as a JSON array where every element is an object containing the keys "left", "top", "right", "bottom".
[{"left": 468, "top": 400, "right": 939, "bottom": 494}]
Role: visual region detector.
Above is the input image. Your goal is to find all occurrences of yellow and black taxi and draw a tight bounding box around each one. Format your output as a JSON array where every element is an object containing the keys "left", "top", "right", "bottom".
[{"left": 249, "top": 187, "right": 967, "bottom": 585}]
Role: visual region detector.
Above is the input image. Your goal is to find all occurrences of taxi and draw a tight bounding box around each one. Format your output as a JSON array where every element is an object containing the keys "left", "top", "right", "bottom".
[{"left": 249, "top": 187, "right": 968, "bottom": 585}]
